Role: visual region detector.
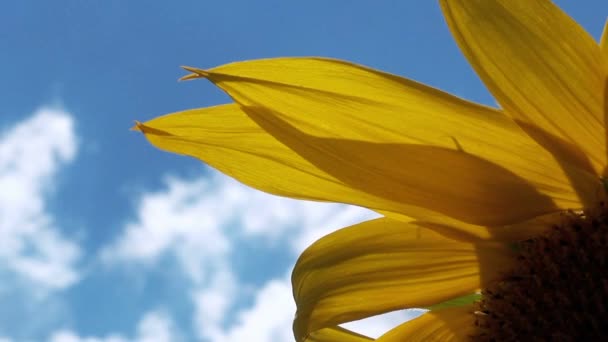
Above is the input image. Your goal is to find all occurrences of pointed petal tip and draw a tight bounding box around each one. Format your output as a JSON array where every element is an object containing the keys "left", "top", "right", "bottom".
[
  {"left": 179, "top": 66, "right": 210, "bottom": 81},
  {"left": 130, "top": 120, "right": 171, "bottom": 136},
  {"left": 131, "top": 120, "right": 144, "bottom": 132}
]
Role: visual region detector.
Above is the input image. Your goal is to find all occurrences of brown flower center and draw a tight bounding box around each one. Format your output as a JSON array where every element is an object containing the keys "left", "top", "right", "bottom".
[{"left": 473, "top": 204, "right": 608, "bottom": 341}]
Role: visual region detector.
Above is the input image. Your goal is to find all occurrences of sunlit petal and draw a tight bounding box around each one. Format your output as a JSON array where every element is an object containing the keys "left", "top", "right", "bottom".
[
  {"left": 180, "top": 57, "right": 591, "bottom": 225},
  {"left": 136, "top": 104, "right": 489, "bottom": 228},
  {"left": 292, "top": 217, "right": 513, "bottom": 340},
  {"left": 244, "top": 105, "right": 565, "bottom": 226},
  {"left": 135, "top": 104, "right": 388, "bottom": 205},
  {"left": 440, "top": 0, "right": 607, "bottom": 174}
]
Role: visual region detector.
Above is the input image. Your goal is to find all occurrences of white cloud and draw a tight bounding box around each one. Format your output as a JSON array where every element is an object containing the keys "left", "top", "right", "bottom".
[
  {"left": 208, "top": 276, "right": 295, "bottom": 342},
  {"left": 0, "top": 108, "right": 81, "bottom": 290},
  {"left": 198, "top": 173, "right": 379, "bottom": 250},
  {"left": 105, "top": 169, "right": 416, "bottom": 341},
  {"left": 103, "top": 172, "right": 376, "bottom": 275},
  {"left": 49, "top": 310, "right": 176, "bottom": 342},
  {"left": 290, "top": 204, "right": 379, "bottom": 254},
  {"left": 192, "top": 270, "right": 238, "bottom": 341},
  {"left": 100, "top": 176, "right": 231, "bottom": 284},
  {"left": 50, "top": 332, "right": 126, "bottom": 342},
  {"left": 134, "top": 311, "right": 176, "bottom": 342},
  {"left": 102, "top": 174, "right": 246, "bottom": 341}
]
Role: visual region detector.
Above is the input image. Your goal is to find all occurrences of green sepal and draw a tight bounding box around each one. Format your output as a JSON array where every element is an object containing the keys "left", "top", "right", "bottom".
[{"left": 425, "top": 293, "right": 481, "bottom": 311}]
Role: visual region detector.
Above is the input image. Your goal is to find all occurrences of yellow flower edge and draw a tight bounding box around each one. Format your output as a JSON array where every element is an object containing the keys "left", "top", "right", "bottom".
[{"left": 136, "top": 0, "right": 608, "bottom": 341}]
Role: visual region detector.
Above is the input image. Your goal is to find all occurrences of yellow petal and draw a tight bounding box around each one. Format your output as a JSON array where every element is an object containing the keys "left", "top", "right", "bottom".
[
  {"left": 440, "top": 0, "right": 607, "bottom": 175},
  {"left": 182, "top": 57, "right": 591, "bottom": 225},
  {"left": 305, "top": 327, "right": 372, "bottom": 342},
  {"left": 245, "top": 105, "right": 566, "bottom": 226},
  {"left": 135, "top": 104, "right": 383, "bottom": 204},
  {"left": 136, "top": 104, "right": 458, "bottom": 226},
  {"left": 292, "top": 217, "right": 514, "bottom": 341},
  {"left": 376, "top": 306, "right": 475, "bottom": 342},
  {"left": 417, "top": 211, "right": 567, "bottom": 243}
]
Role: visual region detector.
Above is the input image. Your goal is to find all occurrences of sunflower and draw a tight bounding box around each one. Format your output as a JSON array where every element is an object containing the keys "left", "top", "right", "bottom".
[{"left": 135, "top": 0, "right": 608, "bottom": 341}]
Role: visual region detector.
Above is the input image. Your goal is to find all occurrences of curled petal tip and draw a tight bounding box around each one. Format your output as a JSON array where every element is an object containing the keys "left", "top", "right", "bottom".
[
  {"left": 178, "top": 73, "right": 201, "bottom": 81},
  {"left": 131, "top": 120, "right": 144, "bottom": 132},
  {"left": 179, "top": 66, "right": 210, "bottom": 81}
]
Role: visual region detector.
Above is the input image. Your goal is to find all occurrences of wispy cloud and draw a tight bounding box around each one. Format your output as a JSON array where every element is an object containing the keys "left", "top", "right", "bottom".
[
  {"left": 103, "top": 169, "right": 419, "bottom": 340},
  {"left": 49, "top": 310, "right": 177, "bottom": 342},
  {"left": 100, "top": 176, "right": 232, "bottom": 284},
  {"left": 0, "top": 108, "right": 81, "bottom": 290},
  {"left": 205, "top": 275, "right": 295, "bottom": 342},
  {"left": 192, "top": 269, "right": 238, "bottom": 341}
]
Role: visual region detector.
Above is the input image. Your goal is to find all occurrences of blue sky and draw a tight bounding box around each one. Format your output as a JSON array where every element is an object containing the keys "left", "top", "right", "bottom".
[{"left": 0, "top": 1, "right": 606, "bottom": 341}]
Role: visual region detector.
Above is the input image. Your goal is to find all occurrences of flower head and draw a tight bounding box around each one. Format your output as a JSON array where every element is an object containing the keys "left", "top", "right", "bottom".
[{"left": 136, "top": 0, "right": 608, "bottom": 340}]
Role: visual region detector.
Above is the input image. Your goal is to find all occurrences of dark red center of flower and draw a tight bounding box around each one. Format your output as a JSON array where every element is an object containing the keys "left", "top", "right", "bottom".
[{"left": 473, "top": 204, "right": 608, "bottom": 341}]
